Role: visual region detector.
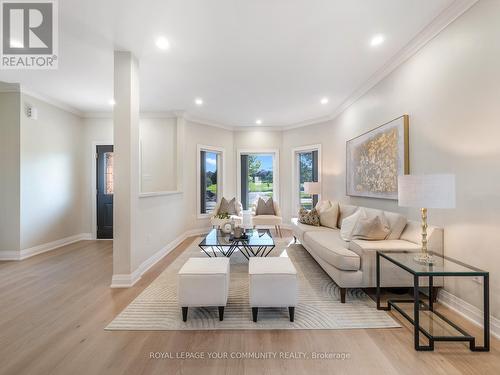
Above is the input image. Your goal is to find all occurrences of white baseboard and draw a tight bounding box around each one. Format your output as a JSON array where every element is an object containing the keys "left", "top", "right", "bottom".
[
  {"left": 0, "top": 250, "right": 22, "bottom": 261},
  {"left": 438, "top": 289, "right": 499, "bottom": 339},
  {"left": 0, "top": 233, "right": 93, "bottom": 261},
  {"left": 110, "top": 228, "right": 208, "bottom": 288}
]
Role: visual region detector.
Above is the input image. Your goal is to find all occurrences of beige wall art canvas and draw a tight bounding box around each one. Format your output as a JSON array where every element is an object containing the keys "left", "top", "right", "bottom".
[{"left": 346, "top": 115, "right": 409, "bottom": 200}]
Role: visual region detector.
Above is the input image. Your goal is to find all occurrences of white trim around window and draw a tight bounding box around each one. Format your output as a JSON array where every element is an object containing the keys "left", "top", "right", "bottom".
[
  {"left": 197, "top": 144, "right": 226, "bottom": 219},
  {"left": 236, "top": 148, "right": 280, "bottom": 208},
  {"left": 291, "top": 144, "right": 322, "bottom": 214}
]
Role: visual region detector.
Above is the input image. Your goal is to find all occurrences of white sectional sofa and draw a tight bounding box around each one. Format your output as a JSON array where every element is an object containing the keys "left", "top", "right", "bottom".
[{"left": 291, "top": 202, "right": 443, "bottom": 303}]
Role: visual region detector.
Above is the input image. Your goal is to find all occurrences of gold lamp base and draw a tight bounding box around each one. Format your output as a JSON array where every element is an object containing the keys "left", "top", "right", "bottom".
[
  {"left": 414, "top": 207, "right": 434, "bottom": 264},
  {"left": 414, "top": 252, "right": 434, "bottom": 265}
]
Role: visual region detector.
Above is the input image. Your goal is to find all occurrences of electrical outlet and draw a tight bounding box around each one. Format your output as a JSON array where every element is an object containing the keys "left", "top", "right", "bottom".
[{"left": 472, "top": 276, "right": 483, "bottom": 285}]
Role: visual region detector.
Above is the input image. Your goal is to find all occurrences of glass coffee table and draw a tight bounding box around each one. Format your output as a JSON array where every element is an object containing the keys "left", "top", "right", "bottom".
[
  {"left": 376, "top": 250, "right": 489, "bottom": 351},
  {"left": 198, "top": 229, "right": 275, "bottom": 259}
]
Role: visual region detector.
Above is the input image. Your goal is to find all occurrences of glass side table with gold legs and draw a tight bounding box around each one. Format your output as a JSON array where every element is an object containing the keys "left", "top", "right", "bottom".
[{"left": 376, "top": 250, "right": 489, "bottom": 352}]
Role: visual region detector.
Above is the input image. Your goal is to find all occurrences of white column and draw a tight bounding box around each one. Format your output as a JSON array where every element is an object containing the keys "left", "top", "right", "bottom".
[{"left": 111, "top": 51, "right": 140, "bottom": 287}]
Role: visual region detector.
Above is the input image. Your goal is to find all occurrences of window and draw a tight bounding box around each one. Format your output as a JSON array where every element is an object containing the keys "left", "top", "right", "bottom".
[
  {"left": 198, "top": 146, "right": 224, "bottom": 216},
  {"left": 238, "top": 151, "right": 279, "bottom": 210},
  {"left": 104, "top": 152, "right": 114, "bottom": 195},
  {"left": 293, "top": 146, "right": 320, "bottom": 211}
]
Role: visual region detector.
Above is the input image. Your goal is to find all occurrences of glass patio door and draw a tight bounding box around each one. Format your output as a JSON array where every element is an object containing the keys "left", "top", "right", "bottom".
[
  {"left": 240, "top": 153, "right": 274, "bottom": 210},
  {"left": 297, "top": 150, "right": 318, "bottom": 209}
]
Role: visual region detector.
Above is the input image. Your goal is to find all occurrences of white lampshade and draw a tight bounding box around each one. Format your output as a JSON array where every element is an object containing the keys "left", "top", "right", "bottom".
[
  {"left": 398, "top": 174, "right": 456, "bottom": 209},
  {"left": 303, "top": 182, "right": 321, "bottom": 195}
]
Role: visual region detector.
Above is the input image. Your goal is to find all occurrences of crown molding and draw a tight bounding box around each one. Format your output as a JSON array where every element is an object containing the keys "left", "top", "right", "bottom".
[
  {"left": 182, "top": 113, "right": 235, "bottom": 131},
  {"left": 5, "top": 0, "right": 478, "bottom": 131},
  {"left": 233, "top": 125, "right": 284, "bottom": 132},
  {"left": 82, "top": 112, "right": 112, "bottom": 119},
  {"left": 281, "top": 114, "right": 334, "bottom": 131},
  {"left": 82, "top": 110, "right": 184, "bottom": 119},
  {"left": 0, "top": 82, "right": 21, "bottom": 93},
  {"left": 320, "top": 0, "right": 478, "bottom": 127},
  {"left": 141, "top": 111, "right": 182, "bottom": 119},
  {"left": 20, "top": 86, "right": 84, "bottom": 117}
]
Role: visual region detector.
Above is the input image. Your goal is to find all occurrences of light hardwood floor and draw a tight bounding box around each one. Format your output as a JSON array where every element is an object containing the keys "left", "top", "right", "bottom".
[{"left": 0, "top": 235, "right": 499, "bottom": 375}]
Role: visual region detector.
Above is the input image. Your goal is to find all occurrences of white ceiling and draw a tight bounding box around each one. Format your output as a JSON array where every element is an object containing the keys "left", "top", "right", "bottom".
[{"left": 0, "top": 0, "right": 460, "bottom": 127}]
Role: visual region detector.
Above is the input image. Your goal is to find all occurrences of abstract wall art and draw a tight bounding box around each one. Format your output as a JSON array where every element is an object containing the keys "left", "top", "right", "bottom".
[{"left": 346, "top": 115, "right": 409, "bottom": 200}]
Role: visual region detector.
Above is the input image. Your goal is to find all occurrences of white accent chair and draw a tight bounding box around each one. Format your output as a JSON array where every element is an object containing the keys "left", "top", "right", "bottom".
[
  {"left": 210, "top": 199, "right": 243, "bottom": 228},
  {"left": 249, "top": 257, "right": 298, "bottom": 322},
  {"left": 178, "top": 257, "right": 230, "bottom": 322},
  {"left": 251, "top": 200, "right": 283, "bottom": 237}
]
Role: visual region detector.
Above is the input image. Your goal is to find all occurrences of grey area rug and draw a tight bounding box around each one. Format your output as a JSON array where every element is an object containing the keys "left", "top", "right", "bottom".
[{"left": 106, "top": 236, "right": 400, "bottom": 330}]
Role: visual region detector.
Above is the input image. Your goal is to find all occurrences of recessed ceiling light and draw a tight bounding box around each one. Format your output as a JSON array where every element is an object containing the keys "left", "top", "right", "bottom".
[
  {"left": 370, "top": 34, "right": 385, "bottom": 47},
  {"left": 195, "top": 98, "right": 203, "bottom": 106},
  {"left": 109, "top": 99, "right": 115, "bottom": 106},
  {"left": 320, "top": 97, "right": 329, "bottom": 105},
  {"left": 155, "top": 36, "right": 170, "bottom": 50},
  {"left": 255, "top": 119, "right": 262, "bottom": 125}
]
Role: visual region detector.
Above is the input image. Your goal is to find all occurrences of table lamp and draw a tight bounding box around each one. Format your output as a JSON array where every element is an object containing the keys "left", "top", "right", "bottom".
[
  {"left": 304, "top": 181, "right": 321, "bottom": 207},
  {"left": 398, "top": 174, "right": 455, "bottom": 264}
]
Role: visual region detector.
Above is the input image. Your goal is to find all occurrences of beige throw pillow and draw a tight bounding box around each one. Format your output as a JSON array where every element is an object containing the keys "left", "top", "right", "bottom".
[
  {"left": 319, "top": 202, "right": 339, "bottom": 229},
  {"left": 255, "top": 198, "right": 275, "bottom": 215},
  {"left": 218, "top": 197, "right": 237, "bottom": 215},
  {"left": 351, "top": 215, "right": 391, "bottom": 240},
  {"left": 385, "top": 212, "right": 407, "bottom": 240},
  {"left": 337, "top": 204, "right": 359, "bottom": 228},
  {"left": 315, "top": 200, "right": 332, "bottom": 215},
  {"left": 340, "top": 210, "right": 361, "bottom": 241}
]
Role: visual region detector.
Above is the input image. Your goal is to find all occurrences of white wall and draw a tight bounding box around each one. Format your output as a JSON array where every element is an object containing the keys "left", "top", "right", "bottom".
[
  {"left": 0, "top": 89, "right": 21, "bottom": 253},
  {"left": 19, "top": 94, "right": 86, "bottom": 250},
  {"left": 140, "top": 117, "right": 177, "bottom": 193},
  {"left": 184, "top": 121, "right": 235, "bottom": 232},
  {"left": 233, "top": 129, "right": 282, "bottom": 150},
  {"left": 282, "top": 0, "right": 500, "bottom": 319},
  {"left": 233, "top": 129, "right": 283, "bottom": 205}
]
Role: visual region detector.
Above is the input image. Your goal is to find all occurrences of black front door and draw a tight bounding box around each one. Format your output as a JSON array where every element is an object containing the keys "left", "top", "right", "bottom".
[{"left": 96, "top": 145, "right": 114, "bottom": 239}]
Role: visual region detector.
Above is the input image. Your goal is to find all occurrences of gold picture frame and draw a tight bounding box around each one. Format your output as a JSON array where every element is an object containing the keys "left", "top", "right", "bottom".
[{"left": 346, "top": 115, "right": 409, "bottom": 200}]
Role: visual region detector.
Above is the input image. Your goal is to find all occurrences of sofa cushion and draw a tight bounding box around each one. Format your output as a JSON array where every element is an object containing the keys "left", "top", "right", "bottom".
[
  {"left": 303, "top": 231, "right": 360, "bottom": 271},
  {"left": 385, "top": 212, "right": 407, "bottom": 240},
  {"left": 362, "top": 207, "right": 407, "bottom": 240},
  {"left": 319, "top": 202, "right": 339, "bottom": 229},
  {"left": 338, "top": 204, "right": 359, "bottom": 228},
  {"left": 349, "top": 239, "right": 421, "bottom": 256},
  {"left": 351, "top": 214, "right": 390, "bottom": 240},
  {"left": 291, "top": 218, "right": 331, "bottom": 240},
  {"left": 340, "top": 210, "right": 362, "bottom": 241},
  {"left": 315, "top": 200, "right": 332, "bottom": 214}
]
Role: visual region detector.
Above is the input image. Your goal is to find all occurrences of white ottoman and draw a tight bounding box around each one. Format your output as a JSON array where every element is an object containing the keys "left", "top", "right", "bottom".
[
  {"left": 249, "top": 257, "right": 297, "bottom": 322},
  {"left": 178, "top": 257, "right": 230, "bottom": 322}
]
